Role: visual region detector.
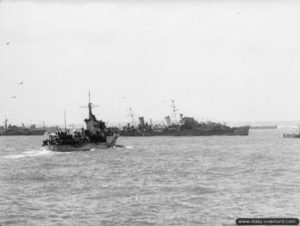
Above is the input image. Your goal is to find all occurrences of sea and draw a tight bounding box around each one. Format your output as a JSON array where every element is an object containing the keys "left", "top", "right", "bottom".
[{"left": 0, "top": 129, "right": 299, "bottom": 226}]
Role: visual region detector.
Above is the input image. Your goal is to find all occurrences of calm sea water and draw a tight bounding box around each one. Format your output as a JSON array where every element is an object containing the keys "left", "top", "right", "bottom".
[{"left": 0, "top": 130, "right": 299, "bottom": 226}]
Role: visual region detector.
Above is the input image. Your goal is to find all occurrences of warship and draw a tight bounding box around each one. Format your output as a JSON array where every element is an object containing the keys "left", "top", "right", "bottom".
[
  {"left": 120, "top": 100, "right": 250, "bottom": 136},
  {"left": 0, "top": 119, "right": 46, "bottom": 136},
  {"left": 250, "top": 125, "right": 277, "bottom": 129},
  {"left": 42, "top": 93, "right": 118, "bottom": 152},
  {"left": 282, "top": 126, "right": 300, "bottom": 138},
  {"left": 282, "top": 133, "right": 300, "bottom": 138}
]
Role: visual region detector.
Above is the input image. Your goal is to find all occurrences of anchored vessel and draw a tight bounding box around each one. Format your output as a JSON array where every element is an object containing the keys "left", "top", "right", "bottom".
[
  {"left": 0, "top": 118, "right": 46, "bottom": 136},
  {"left": 282, "top": 127, "right": 300, "bottom": 138},
  {"left": 42, "top": 93, "right": 118, "bottom": 151},
  {"left": 120, "top": 117, "right": 249, "bottom": 136},
  {"left": 250, "top": 125, "right": 277, "bottom": 129},
  {"left": 120, "top": 101, "right": 249, "bottom": 136},
  {"left": 282, "top": 133, "right": 300, "bottom": 138}
]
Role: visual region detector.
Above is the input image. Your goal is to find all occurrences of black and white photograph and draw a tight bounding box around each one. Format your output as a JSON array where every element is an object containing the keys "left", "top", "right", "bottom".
[{"left": 0, "top": 0, "right": 299, "bottom": 225}]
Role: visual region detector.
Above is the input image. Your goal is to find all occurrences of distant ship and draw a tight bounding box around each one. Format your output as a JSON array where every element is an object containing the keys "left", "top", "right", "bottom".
[
  {"left": 282, "top": 126, "right": 300, "bottom": 138},
  {"left": 0, "top": 119, "right": 46, "bottom": 136},
  {"left": 282, "top": 133, "right": 300, "bottom": 138},
  {"left": 42, "top": 92, "right": 119, "bottom": 152},
  {"left": 250, "top": 125, "right": 277, "bottom": 129},
  {"left": 120, "top": 101, "right": 250, "bottom": 136}
]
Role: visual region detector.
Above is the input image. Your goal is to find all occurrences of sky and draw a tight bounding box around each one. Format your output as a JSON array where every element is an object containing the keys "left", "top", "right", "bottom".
[{"left": 1, "top": 0, "right": 300, "bottom": 127}]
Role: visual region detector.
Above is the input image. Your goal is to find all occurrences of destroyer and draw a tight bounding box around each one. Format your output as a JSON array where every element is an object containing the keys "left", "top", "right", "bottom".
[
  {"left": 120, "top": 100, "right": 249, "bottom": 136},
  {"left": 42, "top": 93, "right": 118, "bottom": 151}
]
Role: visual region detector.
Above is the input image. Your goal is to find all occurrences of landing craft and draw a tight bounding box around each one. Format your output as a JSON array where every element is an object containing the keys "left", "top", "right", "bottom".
[{"left": 42, "top": 92, "right": 119, "bottom": 152}]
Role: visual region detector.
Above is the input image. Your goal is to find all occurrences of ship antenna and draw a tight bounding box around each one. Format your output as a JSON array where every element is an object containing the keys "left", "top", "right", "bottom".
[
  {"left": 4, "top": 116, "right": 8, "bottom": 131},
  {"left": 80, "top": 90, "right": 99, "bottom": 119},
  {"left": 88, "top": 90, "right": 93, "bottom": 119},
  {"left": 171, "top": 99, "right": 178, "bottom": 124},
  {"left": 128, "top": 107, "right": 135, "bottom": 126},
  {"left": 64, "top": 110, "right": 67, "bottom": 131}
]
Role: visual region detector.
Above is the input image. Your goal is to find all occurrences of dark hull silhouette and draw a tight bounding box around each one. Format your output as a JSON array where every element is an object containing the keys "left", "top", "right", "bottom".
[
  {"left": 44, "top": 135, "right": 119, "bottom": 152},
  {"left": 120, "top": 125, "right": 250, "bottom": 136},
  {"left": 250, "top": 125, "right": 277, "bottom": 129},
  {"left": 0, "top": 128, "right": 46, "bottom": 136},
  {"left": 282, "top": 133, "right": 300, "bottom": 138},
  {"left": 121, "top": 101, "right": 250, "bottom": 137}
]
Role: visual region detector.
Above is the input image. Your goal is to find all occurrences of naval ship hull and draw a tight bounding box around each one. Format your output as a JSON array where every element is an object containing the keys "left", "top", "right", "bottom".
[
  {"left": 44, "top": 135, "right": 119, "bottom": 152},
  {"left": 120, "top": 126, "right": 250, "bottom": 137},
  {"left": 282, "top": 133, "right": 300, "bottom": 138},
  {"left": 0, "top": 129, "right": 46, "bottom": 136}
]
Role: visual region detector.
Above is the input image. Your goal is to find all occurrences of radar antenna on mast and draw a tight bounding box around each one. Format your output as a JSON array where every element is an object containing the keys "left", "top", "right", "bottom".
[{"left": 80, "top": 91, "right": 99, "bottom": 118}]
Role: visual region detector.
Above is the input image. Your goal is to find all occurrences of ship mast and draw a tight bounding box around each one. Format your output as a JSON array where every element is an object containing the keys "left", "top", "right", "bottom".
[
  {"left": 88, "top": 89, "right": 92, "bottom": 119},
  {"left": 128, "top": 107, "right": 135, "bottom": 126},
  {"left": 171, "top": 99, "right": 178, "bottom": 124},
  {"left": 64, "top": 110, "right": 67, "bottom": 131},
  {"left": 81, "top": 90, "right": 98, "bottom": 120},
  {"left": 89, "top": 89, "right": 91, "bottom": 104},
  {"left": 4, "top": 117, "right": 8, "bottom": 131},
  {"left": 82, "top": 91, "right": 99, "bottom": 135}
]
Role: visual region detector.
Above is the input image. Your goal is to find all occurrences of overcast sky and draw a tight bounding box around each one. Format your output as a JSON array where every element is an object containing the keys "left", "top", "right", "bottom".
[{"left": 1, "top": 0, "right": 300, "bottom": 126}]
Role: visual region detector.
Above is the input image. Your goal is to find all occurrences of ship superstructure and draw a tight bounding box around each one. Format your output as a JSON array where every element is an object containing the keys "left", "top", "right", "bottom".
[
  {"left": 120, "top": 100, "right": 249, "bottom": 136},
  {"left": 0, "top": 117, "right": 46, "bottom": 136}
]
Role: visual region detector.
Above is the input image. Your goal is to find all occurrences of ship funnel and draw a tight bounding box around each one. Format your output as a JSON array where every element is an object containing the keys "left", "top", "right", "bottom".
[
  {"left": 165, "top": 116, "right": 171, "bottom": 126},
  {"left": 138, "top": 117, "right": 145, "bottom": 127}
]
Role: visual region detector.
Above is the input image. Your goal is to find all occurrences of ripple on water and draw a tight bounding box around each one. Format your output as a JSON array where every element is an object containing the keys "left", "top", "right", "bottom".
[{"left": 0, "top": 132, "right": 300, "bottom": 225}]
